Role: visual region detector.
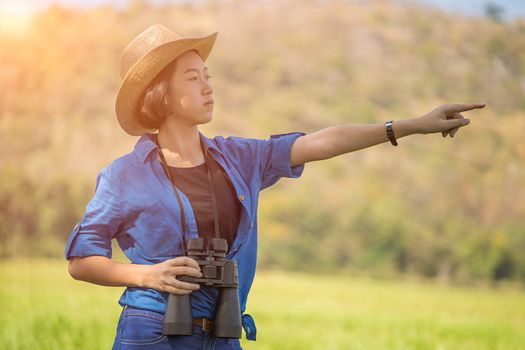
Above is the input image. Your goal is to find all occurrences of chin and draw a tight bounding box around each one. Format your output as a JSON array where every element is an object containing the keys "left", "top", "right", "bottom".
[{"left": 197, "top": 113, "right": 213, "bottom": 125}]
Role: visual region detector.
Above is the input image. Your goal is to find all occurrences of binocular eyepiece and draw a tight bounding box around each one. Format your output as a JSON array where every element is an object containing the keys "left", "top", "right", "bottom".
[{"left": 162, "top": 237, "right": 242, "bottom": 338}]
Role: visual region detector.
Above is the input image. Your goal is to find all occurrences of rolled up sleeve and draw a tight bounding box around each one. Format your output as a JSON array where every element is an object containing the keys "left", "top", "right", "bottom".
[
  {"left": 260, "top": 131, "right": 306, "bottom": 190},
  {"left": 64, "top": 167, "right": 122, "bottom": 260}
]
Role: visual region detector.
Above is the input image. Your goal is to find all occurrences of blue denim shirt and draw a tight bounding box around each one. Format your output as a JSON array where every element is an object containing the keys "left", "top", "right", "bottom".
[{"left": 64, "top": 130, "right": 306, "bottom": 340}]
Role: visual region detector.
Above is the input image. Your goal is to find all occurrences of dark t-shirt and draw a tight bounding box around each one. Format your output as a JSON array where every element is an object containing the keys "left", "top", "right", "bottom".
[{"left": 167, "top": 155, "right": 241, "bottom": 251}]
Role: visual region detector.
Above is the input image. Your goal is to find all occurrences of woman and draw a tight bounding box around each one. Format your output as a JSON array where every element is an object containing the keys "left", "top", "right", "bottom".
[{"left": 64, "top": 24, "right": 485, "bottom": 350}]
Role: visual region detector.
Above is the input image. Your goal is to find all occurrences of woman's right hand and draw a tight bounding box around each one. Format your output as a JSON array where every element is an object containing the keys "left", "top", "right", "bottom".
[{"left": 143, "top": 256, "right": 203, "bottom": 295}]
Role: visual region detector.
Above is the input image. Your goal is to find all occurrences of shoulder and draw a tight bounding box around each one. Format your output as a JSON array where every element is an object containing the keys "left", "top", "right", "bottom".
[
  {"left": 209, "top": 132, "right": 306, "bottom": 165},
  {"left": 212, "top": 134, "right": 266, "bottom": 149},
  {"left": 210, "top": 134, "right": 268, "bottom": 161},
  {"left": 212, "top": 132, "right": 305, "bottom": 158},
  {"left": 96, "top": 151, "right": 137, "bottom": 189},
  {"left": 212, "top": 132, "right": 305, "bottom": 146}
]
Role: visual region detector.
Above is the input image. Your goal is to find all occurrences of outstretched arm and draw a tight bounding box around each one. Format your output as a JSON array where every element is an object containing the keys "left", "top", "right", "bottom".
[{"left": 290, "top": 103, "right": 486, "bottom": 167}]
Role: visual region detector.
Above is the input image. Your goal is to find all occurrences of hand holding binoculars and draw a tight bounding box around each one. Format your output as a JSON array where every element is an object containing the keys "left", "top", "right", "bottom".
[{"left": 162, "top": 237, "right": 242, "bottom": 338}]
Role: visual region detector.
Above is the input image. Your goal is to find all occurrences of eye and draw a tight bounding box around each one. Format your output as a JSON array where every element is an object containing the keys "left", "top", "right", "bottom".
[{"left": 188, "top": 75, "right": 212, "bottom": 81}]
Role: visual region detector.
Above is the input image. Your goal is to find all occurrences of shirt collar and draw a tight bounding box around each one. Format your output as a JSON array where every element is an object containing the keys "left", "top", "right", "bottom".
[{"left": 134, "top": 131, "right": 224, "bottom": 163}]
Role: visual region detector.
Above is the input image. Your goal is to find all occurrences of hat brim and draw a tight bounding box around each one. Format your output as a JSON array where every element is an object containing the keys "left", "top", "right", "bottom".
[{"left": 115, "top": 31, "right": 218, "bottom": 136}]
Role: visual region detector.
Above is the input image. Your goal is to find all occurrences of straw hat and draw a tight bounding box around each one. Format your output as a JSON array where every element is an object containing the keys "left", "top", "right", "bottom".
[{"left": 115, "top": 24, "right": 219, "bottom": 136}]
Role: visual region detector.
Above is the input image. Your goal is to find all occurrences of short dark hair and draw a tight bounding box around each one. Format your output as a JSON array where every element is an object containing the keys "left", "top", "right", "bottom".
[{"left": 136, "top": 57, "right": 179, "bottom": 130}]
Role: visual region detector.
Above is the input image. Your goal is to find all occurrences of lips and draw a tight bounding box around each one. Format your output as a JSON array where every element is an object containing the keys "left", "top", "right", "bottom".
[{"left": 204, "top": 100, "right": 214, "bottom": 106}]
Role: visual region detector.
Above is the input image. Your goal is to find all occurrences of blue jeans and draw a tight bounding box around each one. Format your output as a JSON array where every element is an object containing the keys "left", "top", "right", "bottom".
[{"left": 112, "top": 306, "right": 243, "bottom": 350}]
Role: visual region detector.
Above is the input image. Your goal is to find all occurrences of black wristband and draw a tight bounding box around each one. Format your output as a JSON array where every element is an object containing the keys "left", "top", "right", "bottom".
[{"left": 385, "top": 120, "right": 398, "bottom": 146}]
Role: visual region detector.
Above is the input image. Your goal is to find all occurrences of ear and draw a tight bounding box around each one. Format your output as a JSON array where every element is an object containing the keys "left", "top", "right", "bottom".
[
  {"left": 163, "top": 95, "right": 169, "bottom": 113},
  {"left": 162, "top": 92, "right": 173, "bottom": 115}
]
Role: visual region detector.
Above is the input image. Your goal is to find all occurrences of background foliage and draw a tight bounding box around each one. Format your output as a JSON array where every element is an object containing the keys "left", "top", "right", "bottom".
[{"left": 0, "top": 0, "right": 524, "bottom": 286}]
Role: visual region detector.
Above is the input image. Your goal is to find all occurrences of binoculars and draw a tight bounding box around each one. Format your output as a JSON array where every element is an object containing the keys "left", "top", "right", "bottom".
[{"left": 162, "top": 237, "right": 242, "bottom": 338}]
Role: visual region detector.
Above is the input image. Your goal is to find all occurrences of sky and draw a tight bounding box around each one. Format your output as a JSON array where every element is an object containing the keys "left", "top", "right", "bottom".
[
  {"left": 404, "top": 0, "right": 525, "bottom": 20},
  {"left": 0, "top": 0, "right": 523, "bottom": 21}
]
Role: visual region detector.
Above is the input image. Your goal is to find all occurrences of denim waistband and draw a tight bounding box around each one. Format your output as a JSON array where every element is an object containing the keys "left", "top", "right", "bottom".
[
  {"left": 121, "top": 305, "right": 256, "bottom": 340},
  {"left": 122, "top": 305, "right": 165, "bottom": 321}
]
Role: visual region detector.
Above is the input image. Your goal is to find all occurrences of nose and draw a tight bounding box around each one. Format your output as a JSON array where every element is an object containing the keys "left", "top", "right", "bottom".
[{"left": 203, "top": 80, "right": 213, "bottom": 95}]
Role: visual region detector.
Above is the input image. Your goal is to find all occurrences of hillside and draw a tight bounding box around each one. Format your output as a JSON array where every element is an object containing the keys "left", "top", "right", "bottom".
[{"left": 0, "top": 0, "right": 523, "bottom": 284}]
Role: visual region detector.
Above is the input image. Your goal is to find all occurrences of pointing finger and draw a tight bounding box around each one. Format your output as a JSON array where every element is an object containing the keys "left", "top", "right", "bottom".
[{"left": 449, "top": 103, "right": 486, "bottom": 113}]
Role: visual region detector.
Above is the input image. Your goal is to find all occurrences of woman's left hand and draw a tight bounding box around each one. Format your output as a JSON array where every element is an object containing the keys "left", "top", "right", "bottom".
[{"left": 416, "top": 103, "right": 486, "bottom": 137}]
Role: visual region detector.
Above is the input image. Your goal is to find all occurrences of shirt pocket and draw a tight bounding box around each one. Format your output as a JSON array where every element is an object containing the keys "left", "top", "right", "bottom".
[{"left": 129, "top": 199, "right": 184, "bottom": 261}]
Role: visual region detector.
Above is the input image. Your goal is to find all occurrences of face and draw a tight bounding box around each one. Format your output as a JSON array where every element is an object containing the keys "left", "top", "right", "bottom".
[{"left": 164, "top": 49, "right": 214, "bottom": 127}]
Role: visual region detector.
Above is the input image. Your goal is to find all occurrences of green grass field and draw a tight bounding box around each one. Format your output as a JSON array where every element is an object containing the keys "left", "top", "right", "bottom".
[{"left": 1, "top": 258, "right": 524, "bottom": 349}]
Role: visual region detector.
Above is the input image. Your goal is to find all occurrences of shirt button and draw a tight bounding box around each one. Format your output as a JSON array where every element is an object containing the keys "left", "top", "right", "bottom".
[{"left": 239, "top": 194, "right": 245, "bottom": 201}]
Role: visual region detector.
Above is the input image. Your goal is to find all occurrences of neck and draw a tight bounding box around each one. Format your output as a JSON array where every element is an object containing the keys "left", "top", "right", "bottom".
[{"left": 156, "top": 119, "right": 204, "bottom": 166}]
